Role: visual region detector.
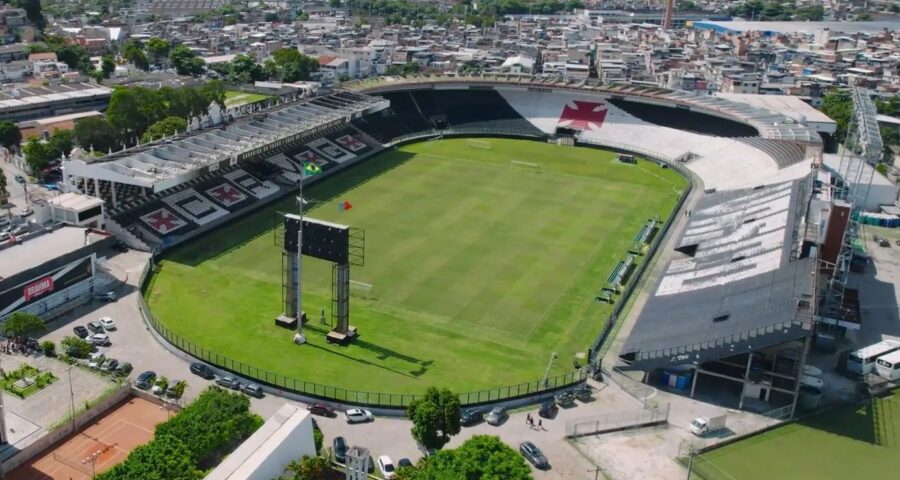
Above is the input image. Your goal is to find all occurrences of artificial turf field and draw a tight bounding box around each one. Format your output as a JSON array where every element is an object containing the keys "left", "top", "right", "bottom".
[
  {"left": 692, "top": 389, "right": 900, "bottom": 479},
  {"left": 146, "top": 138, "right": 685, "bottom": 394}
]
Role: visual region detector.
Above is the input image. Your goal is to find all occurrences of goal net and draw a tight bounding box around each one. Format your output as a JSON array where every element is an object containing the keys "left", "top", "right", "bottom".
[
  {"left": 466, "top": 139, "right": 492, "bottom": 150},
  {"left": 350, "top": 280, "right": 374, "bottom": 300},
  {"left": 509, "top": 159, "right": 540, "bottom": 171}
]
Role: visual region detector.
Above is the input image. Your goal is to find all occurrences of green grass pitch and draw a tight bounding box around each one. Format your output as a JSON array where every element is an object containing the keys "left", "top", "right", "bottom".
[
  {"left": 692, "top": 389, "right": 900, "bottom": 479},
  {"left": 146, "top": 138, "right": 686, "bottom": 395}
]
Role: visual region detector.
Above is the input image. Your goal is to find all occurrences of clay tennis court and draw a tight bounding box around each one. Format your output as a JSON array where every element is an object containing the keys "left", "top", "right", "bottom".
[{"left": 8, "top": 396, "right": 169, "bottom": 480}]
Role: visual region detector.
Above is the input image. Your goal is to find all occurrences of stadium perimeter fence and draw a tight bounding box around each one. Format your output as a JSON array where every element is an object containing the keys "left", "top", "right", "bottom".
[
  {"left": 138, "top": 272, "right": 585, "bottom": 409},
  {"left": 135, "top": 131, "right": 688, "bottom": 409}
]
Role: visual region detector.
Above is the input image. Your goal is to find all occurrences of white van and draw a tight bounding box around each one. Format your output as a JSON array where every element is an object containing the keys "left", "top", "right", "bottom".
[
  {"left": 875, "top": 350, "right": 900, "bottom": 381},
  {"left": 847, "top": 340, "right": 900, "bottom": 375}
]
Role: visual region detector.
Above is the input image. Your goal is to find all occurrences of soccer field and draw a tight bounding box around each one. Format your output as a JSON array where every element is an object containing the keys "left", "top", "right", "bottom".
[
  {"left": 692, "top": 389, "right": 900, "bottom": 479},
  {"left": 146, "top": 138, "right": 686, "bottom": 394}
]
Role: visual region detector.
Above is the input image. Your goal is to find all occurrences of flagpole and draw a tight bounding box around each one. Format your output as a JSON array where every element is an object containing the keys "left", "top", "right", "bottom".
[{"left": 297, "top": 175, "right": 304, "bottom": 336}]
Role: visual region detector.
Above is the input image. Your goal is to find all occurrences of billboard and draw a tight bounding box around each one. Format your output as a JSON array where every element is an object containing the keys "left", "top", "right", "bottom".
[
  {"left": 283, "top": 215, "right": 350, "bottom": 265},
  {"left": 0, "top": 256, "right": 94, "bottom": 317}
]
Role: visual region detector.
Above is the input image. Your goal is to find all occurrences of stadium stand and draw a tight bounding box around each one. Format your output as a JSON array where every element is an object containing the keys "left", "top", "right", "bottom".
[
  {"left": 607, "top": 98, "right": 759, "bottom": 137},
  {"left": 162, "top": 188, "right": 229, "bottom": 225},
  {"left": 352, "top": 89, "right": 543, "bottom": 142},
  {"left": 736, "top": 137, "right": 807, "bottom": 168},
  {"left": 619, "top": 180, "right": 814, "bottom": 372}
]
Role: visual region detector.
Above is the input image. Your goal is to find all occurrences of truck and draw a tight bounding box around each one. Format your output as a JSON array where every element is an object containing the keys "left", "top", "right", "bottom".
[{"left": 690, "top": 415, "right": 726, "bottom": 436}]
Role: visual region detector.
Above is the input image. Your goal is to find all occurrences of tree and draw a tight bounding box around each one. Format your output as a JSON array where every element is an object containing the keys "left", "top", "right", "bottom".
[
  {"left": 48, "top": 129, "right": 74, "bottom": 159},
  {"left": 0, "top": 121, "right": 22, "bottom": 150},
  {"left": 62, "top": 336, "right": 92, "bottom": 358},
  {"left": 412, "top": 435, "right": 531, "bottom": 480},
  {"left": 142, "top": 116, "right": 188, "bottom": 143},
  {"left": 229, "top": 54, "right": 264, "bottom": 83},
  {"left": 121, "top": 39, "right": 150, "bottom": 70},
  {"left": 23, "top": 138, "right": 55, "bottom": 171},
  {"left": 0, "top": 166, "right": 7, "bottom": 202},
  {"left": 74, "top": 116, "right": 119, "bottom": 152},
  {"left": 40, "top": 340, "right": 56, "bottom": 356},
  {"left": 283, "top": 455, "right": 330, "bottom": 480},
  {"left": 408, "top": 387, "right": 461, "bottom": 450},
  {"left": 820, "top": 89, "right": 852, "bottom": 142},
  {"left": 273, "top": 47, "right": 302, "bottom": 67},
  {"left": 12, "top": 0, "right": 45, "bottom": 30},
  {"left": 170, "top": 46, "right": 205, "bottom": 77},
  {"left": 55, "top": 44, "right": 93, "bottom": 73},
  {"left": 97, "top": 435, "right": 201, "bottom": 480},
  {"left": 146, "top": 38, "right": 170, "bottom": 66},
  {"left": 101, "top": 55, "right": 116, "bottom": 78},
  {"left": 1, "top": 312, "right": 47, "bottom": 337}
]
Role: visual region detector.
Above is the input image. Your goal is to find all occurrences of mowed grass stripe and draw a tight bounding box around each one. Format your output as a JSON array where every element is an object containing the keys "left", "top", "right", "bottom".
[{"left": 148, "top": 138, "right": 685, "bottom": 393}]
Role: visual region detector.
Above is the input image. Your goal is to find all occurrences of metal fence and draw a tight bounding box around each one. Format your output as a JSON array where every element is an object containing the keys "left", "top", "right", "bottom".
[
  {"left": 587, "top": 148, "right": 694, "bottom": 364},
  {"left": 565, "top": 403, "right": 669, "bottom": 437},
  {"left": 138, "top": 283, "right": 585, "bottom": 409}
]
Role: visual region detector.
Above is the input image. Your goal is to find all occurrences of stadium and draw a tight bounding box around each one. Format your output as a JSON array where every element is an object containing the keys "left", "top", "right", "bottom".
[{"left": 59, "top": 75, "right": 833, "bottom": 410}]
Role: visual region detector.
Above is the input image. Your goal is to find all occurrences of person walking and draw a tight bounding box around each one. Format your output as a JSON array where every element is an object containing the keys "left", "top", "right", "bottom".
[{"left": 538, "top": 419, "right": 543, "bottom": 430}]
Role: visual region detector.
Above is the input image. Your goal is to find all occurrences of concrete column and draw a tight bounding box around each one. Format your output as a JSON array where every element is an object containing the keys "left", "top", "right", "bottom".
[
  {"left": 738, "top": 353, "right": 754, "bottom": 410},
  {"left": 93, "top": 177, "right": 100, "bottom": 197},
  {"left": 110, "top": 182, "right": 117, "bottom": 208},
  {"left": 690, "top": 365, "right": 699, "bottom": 398}
]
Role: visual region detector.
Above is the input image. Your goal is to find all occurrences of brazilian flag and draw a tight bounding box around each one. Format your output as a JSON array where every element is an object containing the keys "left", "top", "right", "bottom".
[{"left": 304, "top": 163, "right": 322, "bottom": 175}]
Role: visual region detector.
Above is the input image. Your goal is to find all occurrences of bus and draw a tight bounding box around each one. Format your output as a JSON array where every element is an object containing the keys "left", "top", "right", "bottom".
[
  {"left": 846, "top": 340, "right": 900, "bottom": 375},
  {"left": 875, "top": 350, "right": 900, "bottom": 381}
]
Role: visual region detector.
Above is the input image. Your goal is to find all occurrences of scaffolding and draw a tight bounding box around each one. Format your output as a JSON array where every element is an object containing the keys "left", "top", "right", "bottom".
[{"left": 821, "top": 86, "right": 884, "bottom": 332}]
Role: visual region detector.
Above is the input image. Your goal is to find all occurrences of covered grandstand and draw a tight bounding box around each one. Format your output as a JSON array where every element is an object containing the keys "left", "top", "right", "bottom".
[
  {"left": 619, "top": 180, "right": 817, "bottom": 413},
  {"left": 62, "top": 91, "right": 388, "bottom": 249}
]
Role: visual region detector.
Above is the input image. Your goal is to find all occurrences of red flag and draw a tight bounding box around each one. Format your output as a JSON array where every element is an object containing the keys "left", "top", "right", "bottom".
[{"left": 342, "top": 200, "right": 352, "bottom": 211}]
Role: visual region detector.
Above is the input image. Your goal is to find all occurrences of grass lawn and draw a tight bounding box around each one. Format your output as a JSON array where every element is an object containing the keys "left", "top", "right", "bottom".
[
  {"left": 1, "top": 364, "right": 57, "bottom": 398},
  {"left": 146, "top": 138, "right": 685, "bottom": 395},
  {"left": 693, "top": 389, "right": 900, "bottom": 479},
  {"left": 224, "top": 90, "right": 271, "bottom": 108}
]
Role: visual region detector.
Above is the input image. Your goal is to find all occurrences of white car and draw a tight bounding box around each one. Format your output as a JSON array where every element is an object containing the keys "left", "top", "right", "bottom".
[
  {"left": 99, "top": 317, "right": 116, "bottom": 330},
  {"left": 89, "top": 333, "right": 111, "bottom": 346},
  {"left": 377, "top": 455, "right": 396, "bottom": 479},
  {"left": 345, "top": 408, "right": 373, "bottom": 424},
  {"left": 88, "top": 353, "right": 105, "bottom": 369},
  {"left": 800, "top": 374, "right": 824, "bottom": 389}
]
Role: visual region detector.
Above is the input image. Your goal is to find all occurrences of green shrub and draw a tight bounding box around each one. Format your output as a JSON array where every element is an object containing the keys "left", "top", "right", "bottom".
[{"left": 40, "top": 340, "right": 56, "bottom": 357}]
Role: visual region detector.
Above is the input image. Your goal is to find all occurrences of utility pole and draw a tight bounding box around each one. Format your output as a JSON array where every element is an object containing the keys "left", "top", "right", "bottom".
[
  {"left": 67, "top": 367, "right": 75, "bottom": 432},
  {"left": 588, "top": 466, "right": 602, "bottom": 480},
  {"left": 541, "top": 352, "right": 558, "bottom": 388}
]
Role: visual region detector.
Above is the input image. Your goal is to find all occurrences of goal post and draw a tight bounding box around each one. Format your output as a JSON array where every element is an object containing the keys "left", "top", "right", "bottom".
[
  {"left": 466, "top": 139, "right": 492, "bottom": 150},
  {"left": 509, "top": 159, "right": 540, "bottom": 171},
  {"left": 350, "top": 280, "right": 374, "bottom": 300}
]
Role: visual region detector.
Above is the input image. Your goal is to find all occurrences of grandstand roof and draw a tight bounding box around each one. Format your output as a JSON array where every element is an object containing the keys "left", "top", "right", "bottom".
[
  {"left": 63, "top": 91, "right": 387, "bottom": 191},
  {"left": 716, "top": 93, "right": 836, "bottom": 134},
  {"left": 620, "top": 180, "right": 816, "bottom": 370},
  {"left": 690, "top": 20, "right": 900, "bottom": 35},
  {"left": 0, "top": 83, "right": 112, "bottom": 113}
]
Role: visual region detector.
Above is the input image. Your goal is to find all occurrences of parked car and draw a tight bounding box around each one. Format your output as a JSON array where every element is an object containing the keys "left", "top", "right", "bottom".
[
  {"left": 460, "top": 408, "right": 487, "bottom": 426},
  {"left": 555, "top": 391, "right": 576, "bottom": 407},
  {"left": 485, "top": 406, "right": 508, "bottom": 426},
  {"left": 19, "top": 207, "right": 33, "bottom": 218},
  {"left": 87, "top": 320, "right": 104, "bottom": 333},
  {"left": 115, "top": 362, "right": 133, "bottom": 376},
  {"left": 398, "top": 458, "right": 413, "bottom": 468},
  {"left": 73, "top": 325, "right": 89, "bottom": 338},
  {"left": 0, "top": 231, "right": 9, "bottom": 242},
  {"left": 189, "top": 362, "right": 215, "bottom": 379},
  {"left": 377, "top": 455, "right": 397, "bottom": 479},
  {"left": 95, "top": 292, "right": 116, "bottom": 302},
  {"left": 99, "top": 317, "right": 116, "bottom": 330},
  {"left": 88, "top": 353, "right": 105, "bottom": 369},
  {"left": 345, "top": 408, "right": 374, "bottom": 424},
  {"left": 519, "top": 441, "right": 549, "bottom": 469},
  {"left": 538, "top": 397, "right": 557, "bottom": 418},
  {"left": 307, "top": 403, "right": 336, "bottom": 417},
  {"left": 11, "top": 224, "right": 27, "bottom": 235},
  {"left": 100, "top": 358, "right": 119, "bottom": 373},
  {"left": 241, "top": 383, "right": 264, "bottom": 398},
  {"left": 136, "top": 371, "right": 157, "bottom": 389},
  {"left": 216, "top": 376, "right": 242, "bottom": 390},
  {"left": 89, "top": 333, "right": 111, "bottom": 346},
  {"left": 574, "top": 385, "right": 593, "bottom": 402},
  {"left": 333, "top": 436, "right": 348, "bottom": 463}
]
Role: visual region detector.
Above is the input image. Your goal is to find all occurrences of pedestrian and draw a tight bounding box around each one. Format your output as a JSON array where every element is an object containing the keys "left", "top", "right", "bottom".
[
  {"left": 526, "top": 413, "right": 532, "bottom": 425},
  {"left": 538, "top": 419, "right": 543, "bottom": 429}
]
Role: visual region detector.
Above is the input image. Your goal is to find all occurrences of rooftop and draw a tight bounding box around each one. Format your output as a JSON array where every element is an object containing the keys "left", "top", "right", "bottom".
[{"left": 0, "top": 226, "right": 91, "bottom": 279}]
